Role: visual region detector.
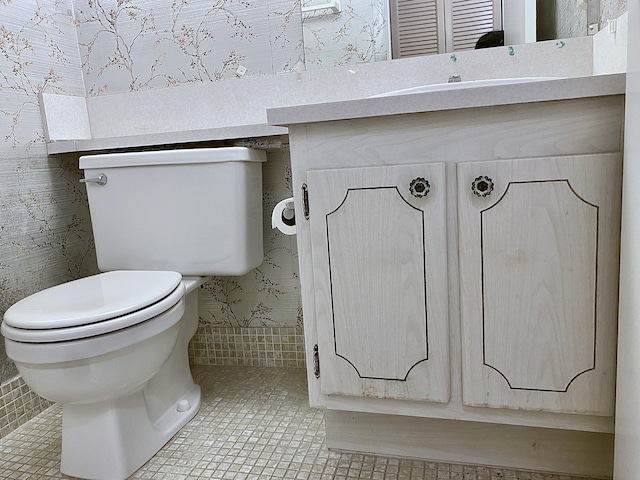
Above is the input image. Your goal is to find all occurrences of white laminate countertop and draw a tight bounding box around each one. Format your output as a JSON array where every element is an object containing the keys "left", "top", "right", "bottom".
[
  {"left": 44, "top": 73, "right": 625, "bottom": 155},
  {"left": 266, "top": 73, "right": 626, "bottom": 127},
  {"left": 46, "top": 123, "right": 288, "bottom": 155}
]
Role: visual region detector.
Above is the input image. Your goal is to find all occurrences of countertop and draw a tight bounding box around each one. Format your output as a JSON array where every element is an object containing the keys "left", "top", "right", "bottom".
[
  {"left": 266, "top": 73, "right": 626, "bottom": 127},
  {"left": 45, "top": 73, "right": 625, "bottom": 155},
  {"left": 46, "top": 123, "right": 287, "bottom": 155}
]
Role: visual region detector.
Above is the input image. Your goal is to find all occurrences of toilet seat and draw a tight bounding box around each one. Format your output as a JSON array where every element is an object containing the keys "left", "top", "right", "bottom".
[{"left": 1, "top": 271, "right": 184, "bottom": 343}]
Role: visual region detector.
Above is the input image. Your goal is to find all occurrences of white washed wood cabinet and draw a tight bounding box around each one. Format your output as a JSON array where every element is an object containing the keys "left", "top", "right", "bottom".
[
  {"left": 279, "top": 91, "right": 625, "bottom": 476},
  {"left": 457, "top": 154, "right": 621, "bottom": 416},
  {"left": 305, "top": 153, "right": 621, "bottom": 417},
  {"left": 306, "top": 163, "right": 450, "bottom": 402}
]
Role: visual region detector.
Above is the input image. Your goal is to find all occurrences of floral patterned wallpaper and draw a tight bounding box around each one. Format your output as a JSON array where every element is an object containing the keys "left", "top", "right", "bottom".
[
  {"left": 601, "top": 0, "right": 629, "bottom": 24},
  {"left": 71, "top": 0, "right": 306, "bottom": 331},
  {"left": 0, "top": 1, "right": 97, "bottom": 382},
  {"left": 302, "top": 0, "right": 389, "bottom": 69},
  {"left": 74, "top": 0, "right": 305, "bottom": 95},
  {"left": 71, "top": 0, "right": 393, "bottom": 94},
  {"left": 0, "top": 0, "right": 308, "bottom": 385},
  {"left": 555, "top": 0, "right": 628, "bottom": 39},
  {"left": 198, "top": 146, "right": 302, "bottom": 330}
]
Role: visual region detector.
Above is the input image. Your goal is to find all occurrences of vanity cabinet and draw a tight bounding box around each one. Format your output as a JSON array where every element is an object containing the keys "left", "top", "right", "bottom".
[{"left": 270, "top": 77, "right": 626, "bottom": 476}]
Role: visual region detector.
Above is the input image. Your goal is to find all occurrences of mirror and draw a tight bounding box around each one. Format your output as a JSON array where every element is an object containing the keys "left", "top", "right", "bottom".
[
  {"left": 301, "top": 0, "right": 613, "bottom": 70},
  {"left": 302, "top": 0, "right": 391, "bottom": 69}
]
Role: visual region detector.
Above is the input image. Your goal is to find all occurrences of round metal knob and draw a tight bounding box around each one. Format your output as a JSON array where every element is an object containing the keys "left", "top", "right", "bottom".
[
  {"left": 471, "top": 175, "right": 494, "bottom": 197},
  {"left": 409, "top": 177, "right": 430, "bottom": 198}
]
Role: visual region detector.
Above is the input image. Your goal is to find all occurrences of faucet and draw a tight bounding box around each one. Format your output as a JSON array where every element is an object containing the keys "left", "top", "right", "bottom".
[{"left": 448, "top": 74, "right": 462, "bottom": 83}]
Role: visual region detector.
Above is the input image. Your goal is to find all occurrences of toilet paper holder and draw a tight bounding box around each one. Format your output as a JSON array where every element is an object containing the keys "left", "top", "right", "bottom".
[
  {"left": 272, "top": 197, "right": 297, "bottom": 235},
  {"left": 280, "top": 200, "right": 295, "bottom": 226}
]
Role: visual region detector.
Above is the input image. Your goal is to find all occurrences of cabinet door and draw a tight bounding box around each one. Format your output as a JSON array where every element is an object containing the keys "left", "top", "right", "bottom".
[
  {"left": 457, "top": 154, "right": 622, "bottom": 415},
  {"left": 307, "top": 163, "right": 449, "bottom": 402}
]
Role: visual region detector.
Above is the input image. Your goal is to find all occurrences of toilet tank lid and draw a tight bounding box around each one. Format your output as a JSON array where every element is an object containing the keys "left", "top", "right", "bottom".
[{"left": 80, "top": 147, "right": 266, "bottom": 169}]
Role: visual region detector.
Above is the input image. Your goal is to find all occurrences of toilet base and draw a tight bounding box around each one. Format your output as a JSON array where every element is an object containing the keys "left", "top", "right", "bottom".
[{"left": 60, "top": 383, "right": 201, "bottom": 480}]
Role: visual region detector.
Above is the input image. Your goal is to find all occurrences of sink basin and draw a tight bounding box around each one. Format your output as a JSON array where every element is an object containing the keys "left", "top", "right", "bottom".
[{"left": 370, "top": 77, "right": 563, "bottom": 98}]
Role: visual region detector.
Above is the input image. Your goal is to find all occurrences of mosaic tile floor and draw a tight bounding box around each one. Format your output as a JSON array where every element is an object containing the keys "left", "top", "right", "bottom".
[{"left": 0, "top": 366, "right": 607, "bottom": 480}]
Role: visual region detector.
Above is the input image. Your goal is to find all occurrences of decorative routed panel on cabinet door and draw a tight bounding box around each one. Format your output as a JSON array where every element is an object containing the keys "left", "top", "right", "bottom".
[
  {"left": 457, "top": 153, "right": 622, "bottom": 416},
  {"left": 306, "top": 163, "right": 450, "bottom": 402}
]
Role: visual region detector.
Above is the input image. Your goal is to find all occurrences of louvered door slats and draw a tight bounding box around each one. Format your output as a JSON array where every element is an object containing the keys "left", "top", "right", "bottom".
[
  {"left": 451, "top": 0, "right": 497, "bottom": 51},
  {"left": 392, "top": 0, "right": 441, "bottom": 58},
  {"left": 391, "top": 0, "right": 500, "bottom": 58}
]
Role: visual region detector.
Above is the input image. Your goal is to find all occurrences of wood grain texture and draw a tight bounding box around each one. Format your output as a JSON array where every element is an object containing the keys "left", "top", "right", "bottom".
[
  {"left": 327, "top": 188, "right": 427, "bottom": 380},
  {"left": 482, "top": 180, "right": 598, "bottom": 392},
  {"left": 457, "top": 153, "right": 622, "bottom": 415},
  {"left": 325, "top": 408, "right": 614, "bottom": 478},
  {"left": 307, "top": 163, "right": 450, "bottom": 402},
  {"left": 287, "top": 95, "right": 624, "bottom": 424},
  {"left": 295, "top": 97, "right": 624, "bottom": 171}
]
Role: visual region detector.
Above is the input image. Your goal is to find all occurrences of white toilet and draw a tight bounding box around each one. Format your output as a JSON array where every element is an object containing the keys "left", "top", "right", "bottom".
[{"left": 1, "top": 147, "right": 266, "bottom": 480}]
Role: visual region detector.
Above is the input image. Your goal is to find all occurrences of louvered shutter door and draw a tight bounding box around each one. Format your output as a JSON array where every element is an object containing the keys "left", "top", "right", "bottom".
[
  {"left": 391, "top": 0, "right": 501, "bottom": 58},
  {"left": 450, "top": 0, "right": 500, "bottom": 51},
  {"left": 391, "top": 0, "right": 442, "bottom": 58}
]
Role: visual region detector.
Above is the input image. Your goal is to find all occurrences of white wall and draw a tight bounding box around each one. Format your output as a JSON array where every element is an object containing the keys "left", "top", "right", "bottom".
[
  {"left": 613, "top": 0, "right": 640, "bottom": 477},
  {"left": 504, "top": 0, "right": 537, "bottom": 45}
]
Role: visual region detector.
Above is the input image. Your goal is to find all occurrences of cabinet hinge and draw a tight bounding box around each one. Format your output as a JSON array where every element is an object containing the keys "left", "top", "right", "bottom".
[
  {"left": 302, "top": 183, "right": 310, "bottom": 220},
  {"left": 313, "top": 344, "right": 320, "bottom": 378}
]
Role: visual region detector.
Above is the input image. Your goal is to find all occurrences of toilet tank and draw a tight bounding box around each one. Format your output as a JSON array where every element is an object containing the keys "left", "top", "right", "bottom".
[{"left": 79, "top": 147, "right": 266, "bottom": 276}]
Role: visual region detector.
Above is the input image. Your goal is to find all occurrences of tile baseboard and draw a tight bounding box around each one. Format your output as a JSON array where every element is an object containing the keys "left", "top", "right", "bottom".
[
  {"left": 0, "top": 376, "right": 53, "bottom": 439},
  {"left": 0, "top": 324, "right": 305, "bottom": 439},
  {"left": 189, "top": 325, "right": 306, "bottom": 367}
]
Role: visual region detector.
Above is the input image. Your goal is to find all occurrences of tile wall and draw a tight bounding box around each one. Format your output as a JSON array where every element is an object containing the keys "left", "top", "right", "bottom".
[
  {"left": 189, "top": 326, "right": 305, "bottom": 367},
  {"left": 0, "top": 376, "right": 52, "bottom": 439}
]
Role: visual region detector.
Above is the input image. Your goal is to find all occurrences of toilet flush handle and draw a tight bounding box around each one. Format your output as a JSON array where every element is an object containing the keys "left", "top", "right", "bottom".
[{"left": 80, "top": 174, "right": 107, "bottom": 186}]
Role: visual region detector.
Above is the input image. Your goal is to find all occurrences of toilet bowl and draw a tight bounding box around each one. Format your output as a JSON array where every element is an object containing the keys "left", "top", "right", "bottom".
[
  {"left": 1, "top": 271, "right": 203, "bottom": 480},
  {"left": 0, "top": 147, "right": 267, "bottom": 480},
  {"left": 3, "top": 271, "right": 186, "bottom": 404}
]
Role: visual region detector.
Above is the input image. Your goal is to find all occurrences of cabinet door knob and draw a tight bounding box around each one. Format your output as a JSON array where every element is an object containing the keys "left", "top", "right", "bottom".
[
  {"left": 409, "top": 177, "right": 430, "bottom": 198},
  {"left": 471, "top": 175, "right": 494, "bottom": 197}
]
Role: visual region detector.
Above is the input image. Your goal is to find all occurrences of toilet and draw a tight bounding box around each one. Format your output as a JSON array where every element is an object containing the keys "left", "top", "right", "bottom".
[{"left": 0, "top": 147, "right": 266, "bottom": 480}]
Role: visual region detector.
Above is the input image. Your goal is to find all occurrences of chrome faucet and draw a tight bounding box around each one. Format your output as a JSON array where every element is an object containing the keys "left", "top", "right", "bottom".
[{"left": 448, "top": 74, "right": 462, "bottom": 83}]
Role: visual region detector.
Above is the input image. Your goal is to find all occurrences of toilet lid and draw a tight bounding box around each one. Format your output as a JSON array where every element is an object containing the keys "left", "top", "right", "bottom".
[{"left": 3, "top": 271, "right": 182, "bottom": 331}]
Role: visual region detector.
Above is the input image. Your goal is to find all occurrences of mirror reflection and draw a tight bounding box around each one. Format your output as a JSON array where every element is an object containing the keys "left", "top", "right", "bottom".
[{"left": 301, "top": 0, "right": 614, "bottom": 70}]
